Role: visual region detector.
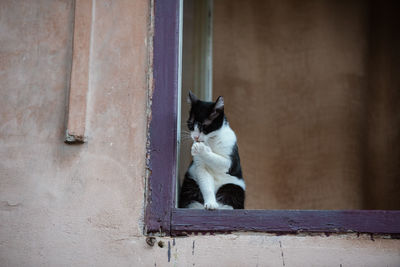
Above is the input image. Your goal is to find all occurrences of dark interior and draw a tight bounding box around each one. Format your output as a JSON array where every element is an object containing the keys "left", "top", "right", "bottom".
[{"left": 212, "top": 0, "right": 400, "bottom": 209}]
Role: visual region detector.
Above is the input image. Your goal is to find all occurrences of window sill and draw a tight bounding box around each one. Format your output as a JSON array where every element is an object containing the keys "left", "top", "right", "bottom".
[{"left": 171, "top": 209, "right": 400, "bottom": 236}]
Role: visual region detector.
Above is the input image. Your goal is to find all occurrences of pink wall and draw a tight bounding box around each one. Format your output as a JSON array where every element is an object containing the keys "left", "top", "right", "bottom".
[{"left": 0, "top": 0, "right": 399, "bottom": 266}]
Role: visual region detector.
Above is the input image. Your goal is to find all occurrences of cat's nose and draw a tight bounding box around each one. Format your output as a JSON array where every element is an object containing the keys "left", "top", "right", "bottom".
[{"left": 194, "top": 136, "right": 199, "bottom": 142}]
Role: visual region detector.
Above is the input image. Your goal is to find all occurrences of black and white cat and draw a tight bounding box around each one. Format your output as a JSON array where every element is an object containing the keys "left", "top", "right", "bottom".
[{"left": 179, "top": 92, "right": 245, "bottom": 210}]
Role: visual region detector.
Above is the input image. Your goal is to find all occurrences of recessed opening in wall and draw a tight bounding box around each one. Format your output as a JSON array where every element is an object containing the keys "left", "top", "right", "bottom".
[{"left": 177, "top": 0, "right": 400, "bottom": 210}]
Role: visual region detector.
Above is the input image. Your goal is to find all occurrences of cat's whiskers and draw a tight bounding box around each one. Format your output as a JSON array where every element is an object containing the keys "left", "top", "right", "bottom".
[
  {"left": 181, "top": 131, "right": 192, "bottom": 136},
  {"left": 180, "top": 131, "right": 193, "bottom": 141},
  {"left": 180, "top": 137, "right": 194, "bottom": 144}
]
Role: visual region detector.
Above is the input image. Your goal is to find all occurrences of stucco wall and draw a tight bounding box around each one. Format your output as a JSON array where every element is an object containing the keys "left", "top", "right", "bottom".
[{"left": 0, "top": 0, "right": 399, "bottom": 266}]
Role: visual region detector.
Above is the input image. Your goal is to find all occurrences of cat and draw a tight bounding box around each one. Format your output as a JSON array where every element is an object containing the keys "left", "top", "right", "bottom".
[{"left": 179, "top": 91, "right": 245, "bottom": 210}]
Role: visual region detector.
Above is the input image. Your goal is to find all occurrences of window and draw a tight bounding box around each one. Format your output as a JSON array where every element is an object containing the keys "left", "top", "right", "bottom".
[{"left": 145, "top": 0, "right": 400, "bottom": 236}]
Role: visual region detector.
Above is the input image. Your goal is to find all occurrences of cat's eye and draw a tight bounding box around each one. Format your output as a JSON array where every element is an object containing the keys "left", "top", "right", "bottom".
[
  {"left": 187, "top": 121, "right": 194, "bottom": 130},
  {"left": 202, "top": 119, "right": 212, "bottom": 127}
]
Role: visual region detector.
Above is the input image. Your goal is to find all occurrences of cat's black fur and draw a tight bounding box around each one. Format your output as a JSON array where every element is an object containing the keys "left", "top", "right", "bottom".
[{"left": 187, "top": 97, "right": 225, "bottom": 134}]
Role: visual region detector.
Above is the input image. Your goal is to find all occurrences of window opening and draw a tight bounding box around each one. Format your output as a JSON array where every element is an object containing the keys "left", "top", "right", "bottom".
[{"left": 177, "top": 0, "right": 400, "bottom": 210}]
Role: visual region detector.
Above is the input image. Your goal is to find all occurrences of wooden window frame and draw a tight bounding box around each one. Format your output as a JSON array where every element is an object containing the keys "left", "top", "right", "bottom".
[{"left": 144, "top": 0, "right": 400, "bottom": 236}]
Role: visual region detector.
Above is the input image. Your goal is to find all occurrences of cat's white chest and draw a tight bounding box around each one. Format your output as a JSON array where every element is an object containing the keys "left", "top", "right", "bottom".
[
  {"left": 202, "top": 164, "right": 245, "bottom": 192},
  {"left": 207, "top": 168, "right": 233, "bottom": 190},
  {"left": 189, "top": 124, "right": 246, "bottom": 192}
]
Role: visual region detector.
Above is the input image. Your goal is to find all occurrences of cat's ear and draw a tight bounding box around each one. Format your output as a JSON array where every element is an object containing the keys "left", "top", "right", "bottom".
[
  {"left": 208, "top": 96, "right": 224, "bottom": 121},
  {"left": 188, "top": 90, "right": 199, "bottom": 104},
  {"left": 214, "top": 96, "right": 224, "bottom": 112}
]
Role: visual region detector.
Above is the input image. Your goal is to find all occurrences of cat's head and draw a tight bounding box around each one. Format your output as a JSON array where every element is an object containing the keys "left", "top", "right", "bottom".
[{"left": 187, "top": 91, "right": 225, "bottom": 142}]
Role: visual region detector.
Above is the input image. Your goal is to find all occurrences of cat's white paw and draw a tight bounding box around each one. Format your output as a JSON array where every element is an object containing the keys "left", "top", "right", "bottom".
[
  {"left": 218, "top": 204, "right": 234, "bottom": 210},
  {"left": 204, "top": 201, "right": 219, "bottom": 210},
  {"left": 191, "top": 142, "right": 211, "bottom": 156}
]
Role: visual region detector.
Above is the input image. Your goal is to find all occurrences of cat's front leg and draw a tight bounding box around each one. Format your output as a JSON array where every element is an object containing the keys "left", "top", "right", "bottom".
[
  {"left": 191, "top": 141, "right": 212, "bottom": 156},
  {"left": 191, "top": 143, "right": 218, "bottom": 210},
  {"left": 192, "top": 142, "right": 231, "bottom": 172},
  {"left": 191, "top": 165, "right": 218, "bottom": 210}
]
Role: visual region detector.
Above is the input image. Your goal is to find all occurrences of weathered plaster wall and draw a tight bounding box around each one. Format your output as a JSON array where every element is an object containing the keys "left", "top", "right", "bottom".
[{"left": 0, "top": 0, "right": 399, "bottom": 266}]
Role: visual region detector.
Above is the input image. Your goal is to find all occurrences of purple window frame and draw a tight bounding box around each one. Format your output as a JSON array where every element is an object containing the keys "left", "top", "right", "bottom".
[{"left": 144, "top": 0, "right": 400, "bottom": 236}]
